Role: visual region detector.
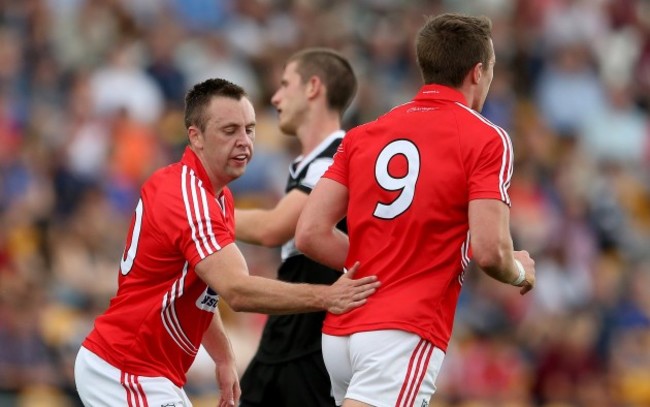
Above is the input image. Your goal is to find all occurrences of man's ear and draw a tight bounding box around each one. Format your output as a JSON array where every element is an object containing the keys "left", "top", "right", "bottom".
[
  {"left": 306, "top": 75, "right": 323, "bottom": 100},
  {"left": 471, "top": 62, "right": 483, "bottom": 85},
  {"left": 188, "top": 126, "right": 203, "bottom": 150}
]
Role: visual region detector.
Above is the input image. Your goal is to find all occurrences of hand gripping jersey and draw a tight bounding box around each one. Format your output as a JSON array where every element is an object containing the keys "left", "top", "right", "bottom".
[
  {"left": 83, "top": 147, "right": 235, "bottom": 387},
  {"left": 322, "top": 85, "right": 513, "bottom": 351}
]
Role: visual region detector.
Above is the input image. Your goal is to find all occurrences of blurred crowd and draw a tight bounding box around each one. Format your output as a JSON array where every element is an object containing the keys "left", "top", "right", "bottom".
[{"left": 0, "top": 0, "right": 649, "bottom": 406}]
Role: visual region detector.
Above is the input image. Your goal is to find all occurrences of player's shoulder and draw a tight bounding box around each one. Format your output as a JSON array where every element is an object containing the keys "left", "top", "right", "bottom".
[
  {"left": 355, "top": 100, "right": 420, "bottom": 131},
  {"left": 451, "top": 102, "right": 508, "bottom": 140},
  {"left": 315, "top": 132, "right": 344, "bottom": 159},
  {"left": 146, "top": 161, "right": 183, "bottom": 189},
  {"left": 344, "top": 116, "right": 386, "bottom": 146},
  {"left": 346, "top": 120, "right": 374, "bottom": 137}
]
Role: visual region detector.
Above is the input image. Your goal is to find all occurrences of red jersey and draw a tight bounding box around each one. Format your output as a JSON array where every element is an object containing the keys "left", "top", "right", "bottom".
[
  {"left": 83, "top": 147, "right": 235, "bottom": 387},
  {"left": 322, "top": 85, "right": 513, "bottom": 351}
]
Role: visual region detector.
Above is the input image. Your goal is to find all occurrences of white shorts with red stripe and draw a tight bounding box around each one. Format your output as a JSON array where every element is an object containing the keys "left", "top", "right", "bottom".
[
  {"left": 74, "top": 346, "right": 192, "bottom": 407},
  {"left": 322, "top": 330, "right": 445, "bottom": 407}
]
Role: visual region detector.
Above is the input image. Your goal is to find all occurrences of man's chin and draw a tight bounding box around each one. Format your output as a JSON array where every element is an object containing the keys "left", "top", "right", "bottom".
[
  {"left": 227, "top": 167, "right": 247, "bottom": 180},
  {"left": 279, "top": 123, "right": 296, "bottom": 136}
]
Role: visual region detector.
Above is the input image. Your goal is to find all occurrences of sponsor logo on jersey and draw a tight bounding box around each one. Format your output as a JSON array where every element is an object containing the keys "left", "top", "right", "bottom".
[
  {"left": 195, "top": 287, "right": 219, "bottom": 312},
  {"left": 420, "top": 400, "right": 429, "bottom": 407},
  {"left": 407, "top": 106, "right": 439, "bottom": 113}
]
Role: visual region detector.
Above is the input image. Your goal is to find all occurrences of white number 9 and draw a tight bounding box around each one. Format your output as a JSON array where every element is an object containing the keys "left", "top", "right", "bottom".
[{"left": 373, "top": 139, "right": 420, "bottom": 219}]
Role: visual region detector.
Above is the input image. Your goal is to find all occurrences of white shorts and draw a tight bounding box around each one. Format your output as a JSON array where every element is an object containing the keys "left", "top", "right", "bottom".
[
  {"left": 322, "top": 330, "right": 445, "bottom": 407},
  {"left": 74, "top": 346, "right": 192, "bottom": 407}
]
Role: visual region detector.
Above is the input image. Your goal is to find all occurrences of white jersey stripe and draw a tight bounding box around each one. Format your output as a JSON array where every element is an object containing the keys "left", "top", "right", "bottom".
[
  {"left": 460, "top": 230, "right": 470, "bottom": 270},
  {"left": 161, "top": 294, "right": 191, "bottom": 355},
  {"left": 189, "top": 170, "right": 215, "bottom": 256},
  {"left": 495, "top": 127, "right": 510, "bottom": 204},
  {"left": 505, "top": 141, "right": 514, "bottom": 190},
  {"left": 168, "top": 265, "right": 197, "bottom": 354},
  {"left": 199, "top": 183, "right": 222, "bottom": 251},
  {"left": 167, "top": 277, "right": 197, "bottom": 352},
  {"left": 165, "top": 298, "right": 198, "bottom": 354},
  {"left": 459, "top": 230, "right": 471, "bottom": 285},
  {"left": 495, "top": 125, "right": 513, "bottom": 205},
  {"left": 161, "top": 289, "right": 198, "bottom": 356},
  {"left": 181, "top": 166, "right": 206, "bottom": 258},
  {"left": 454, "top": 103, "right": 512, "bottom": 205},
  {"left": 177, "top": 261, "right": 188, "bottom": 297},
  {"left": 162, "top": 307, "right": 198, "bottom": 355},
  {"left": 463, "top": 230, "right": 471, "bottom": 267}
]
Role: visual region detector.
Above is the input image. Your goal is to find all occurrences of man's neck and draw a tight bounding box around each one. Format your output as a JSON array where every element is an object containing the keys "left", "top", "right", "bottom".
[
  {"left": 191, "top": 146, "right": 227, "bottom": 195},
  {"left": 297, "top": 113, "right": 342, "bottom": 156}
]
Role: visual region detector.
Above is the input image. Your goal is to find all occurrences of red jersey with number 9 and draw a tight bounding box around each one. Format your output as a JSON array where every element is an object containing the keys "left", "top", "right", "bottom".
[
  {"left": 82, "top": 147, "right": 235, "bottom": 387},
  {"left": 322, "top": 84, "right": 513, "bottom": 351}
]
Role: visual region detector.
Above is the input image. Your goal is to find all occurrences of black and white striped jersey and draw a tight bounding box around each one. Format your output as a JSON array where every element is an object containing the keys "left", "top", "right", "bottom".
[
  {"left": 281, "top": 130, "right": 347, "bottom": 261},
  {"left": 255, "top": 130, "right": 347, "bottom": 363}
]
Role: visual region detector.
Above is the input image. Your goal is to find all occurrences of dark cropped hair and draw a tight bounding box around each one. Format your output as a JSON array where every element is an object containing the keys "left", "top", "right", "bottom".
[
  {"left": 416, "top": 13, "right": 493, "bottom": 87},
  {"left": 184, "top": 78, "right": 247, "bottom": 131},
  {"left": 287, "top": 47, "right": 358, "bottom": 116}
]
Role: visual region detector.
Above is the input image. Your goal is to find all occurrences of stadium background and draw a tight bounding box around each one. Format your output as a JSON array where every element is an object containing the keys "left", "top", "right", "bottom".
[{"left": 0, "top": 0, "right": 649, "bottom": 406}]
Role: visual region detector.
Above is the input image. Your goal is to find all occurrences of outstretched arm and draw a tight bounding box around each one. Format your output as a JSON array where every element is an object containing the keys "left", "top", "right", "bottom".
[
  {"left": 469, "top": 199, "right": 535, "bottom": 294},
  {"left": 195, "top": 242, "right": 379, "bottom": 314},
  {"left": 235, "top": 189, "right": 308, "bottom": 247}
]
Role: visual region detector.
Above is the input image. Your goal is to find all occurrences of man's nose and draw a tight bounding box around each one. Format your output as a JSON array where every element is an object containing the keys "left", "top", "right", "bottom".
[
  {"left": 271, "top": 89, "right": 283, "bottom": 107},
  {"left": 236, "top": 131, "right": 253, "bottom": 146}
]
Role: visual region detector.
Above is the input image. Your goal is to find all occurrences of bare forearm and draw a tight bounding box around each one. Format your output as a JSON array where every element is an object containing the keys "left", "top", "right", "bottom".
[
  {"left": 469, "top": 199, "right": 522, "bottom": 285},
  {"left": 296, "top": 178, "right": 349, "bottom": 270},
  {"left": 224, "top": 275, "right": 327, "bottom": 314},
  {"left": 196, "top": 243, "right": 326, "bottom": 314},
  {"left": 234, "top": 209, "right": 270, "bottom": 245},
  {"left": 196, "top": 242, "right": 379, "bottom": 316},
  {"left": 202, "top": 315, "right": 235, "bottom": 365},
  {"left": 202, "top": 314, "right": 240, "bottom": 406},
  {"left": 235, "top": 208, "right": 298, "bottom": 247}
]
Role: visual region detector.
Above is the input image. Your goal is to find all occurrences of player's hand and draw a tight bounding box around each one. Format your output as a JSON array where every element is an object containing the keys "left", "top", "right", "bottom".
[
  {"left": 326, "top": 261, "right": 380, "bottom": 314},
  {"left": 514, "top": 250, "right": 535, "bottom": 295},
  {"left": 216, "top": 360, "right": 240, "bottom": 406}
]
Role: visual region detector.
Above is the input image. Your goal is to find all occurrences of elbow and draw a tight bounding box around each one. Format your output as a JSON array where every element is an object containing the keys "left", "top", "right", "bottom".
[
  {"left": 294, "top": 222, "right": 316, "bottom": 257},
  {"left": 471, "top": 233, "right": 512, "bottom": 273},
  {"left": 222, "top": 289, "right": 251, "bottom": 313},
  {"left": 236, "top": 219, "right": 284, "bottom": 247},
  {"left": 258, "top": 233, "right": 286, "bottom": 248},
  {"left": 296, "top": 214, "right": 331, "bottom": 260},
  {"left": 472, "top": 248, "right": 508, "bottom": 272},
  {"left": 217, "top": 280, "right": 252, "bottom": 313},
  {"left": 226, "top": 295, "right": 248, "bottom": 312},
  {"left": 294, "top": 231, "right": 309, "bottom": 255},
  {"left": 246, "top": 223, "right": 288, "bottom": 247}
]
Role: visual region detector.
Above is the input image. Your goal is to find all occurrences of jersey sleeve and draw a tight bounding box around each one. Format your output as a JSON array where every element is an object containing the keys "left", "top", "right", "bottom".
[
  {"left": 466, "top": 125, "right": 513, "bottom": 206},
  {"left": 323, "top": 134, "right": 350, "bottom": 187}
]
